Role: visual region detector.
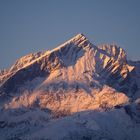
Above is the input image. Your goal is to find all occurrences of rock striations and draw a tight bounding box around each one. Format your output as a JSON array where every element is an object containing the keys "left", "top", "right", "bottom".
[{"left": 0, "top": 33, "right": 140, "bottom": 140}]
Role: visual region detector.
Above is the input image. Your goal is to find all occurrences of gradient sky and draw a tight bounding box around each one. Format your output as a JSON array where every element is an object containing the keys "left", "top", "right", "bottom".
[{"left": 0, "top": 0, "right": 140, "bottom": 69}]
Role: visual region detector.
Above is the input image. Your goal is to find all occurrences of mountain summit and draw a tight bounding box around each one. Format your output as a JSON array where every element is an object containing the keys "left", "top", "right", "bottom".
[
  {"left": 0, "top": 33, "right": 140, "bottom": 140},
  {"left": 0, "top": 33, "right": 139, "bottom": 111}
]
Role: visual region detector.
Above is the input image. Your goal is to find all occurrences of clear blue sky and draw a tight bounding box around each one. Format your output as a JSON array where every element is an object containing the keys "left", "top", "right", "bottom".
[{"left": 0, "top": 0, "right": 140, "bottom": 69}]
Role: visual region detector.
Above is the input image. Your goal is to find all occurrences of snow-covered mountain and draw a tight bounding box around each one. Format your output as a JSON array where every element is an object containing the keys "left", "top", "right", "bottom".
[{"left": 0, "top": 33, "right": 140, "bottom": 140}]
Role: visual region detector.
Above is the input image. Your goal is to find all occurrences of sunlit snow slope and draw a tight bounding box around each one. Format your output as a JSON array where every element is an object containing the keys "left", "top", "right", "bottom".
[
  {"left": 0, "top": 33, "right": 139, "bottom": 112},
  {"left": 0, "top": 33, "right": 140, "bottom": 140}
]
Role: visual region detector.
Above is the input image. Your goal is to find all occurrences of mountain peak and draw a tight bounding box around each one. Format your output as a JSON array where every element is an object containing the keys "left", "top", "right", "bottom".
[
  {"left": 0, "top": 33, "right": 136, "bottom": 97},
  {"left": 50, "top": 33, "right": 91, "bottom": 53},
  {"left": 62, "top": 33, "right": 88, "bottom": 44},
  {"left": 74, "top": 33, "right": 86, "bottom": 38},
  {"left": 0, "top": 33, "right": 140, "bottom": 140},
  {"left": 71, "top": 33, "right": 87, "bottom": 42}
]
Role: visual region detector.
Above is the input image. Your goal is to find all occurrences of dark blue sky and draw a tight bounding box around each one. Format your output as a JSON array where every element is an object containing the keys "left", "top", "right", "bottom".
[{"left": 0, "top": 0, "right": 140, "bottom": 69}]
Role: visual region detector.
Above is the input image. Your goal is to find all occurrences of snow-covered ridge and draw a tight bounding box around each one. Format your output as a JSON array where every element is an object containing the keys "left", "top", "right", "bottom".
[
  {"left": 0, "top": 33, "right": 140, "bottom": 140},
  {"left": 0, "top": 33, "right": 139, "bottom": 112},
  {"left": 0, "top": 34, "right": 87, "bottom": 84},
  {"left": 50, "top": 33, "right": 89, "bottom": 52},
  {"left": 0, "top": 33, "right": 126, "bottom": 78}
]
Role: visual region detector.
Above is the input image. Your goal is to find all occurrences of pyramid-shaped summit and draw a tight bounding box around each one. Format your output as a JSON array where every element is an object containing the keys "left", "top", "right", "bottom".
[
  {"left": 0, "top": 33, "right": 140, "bottom": 140},
  {"left": 0, "top": 33, "right": 138, "bottom": 113},
  {"left": 50, "top": 33, "right": 92, "bottom": 53}
]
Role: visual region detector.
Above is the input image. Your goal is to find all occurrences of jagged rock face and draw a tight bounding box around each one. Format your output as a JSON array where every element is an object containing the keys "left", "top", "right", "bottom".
[
  {"left": 0, "top": 33, "right": 140, "bottom": 140},
  {"left": 0, "top": 33, "right": 139, "bottom": 112}
]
